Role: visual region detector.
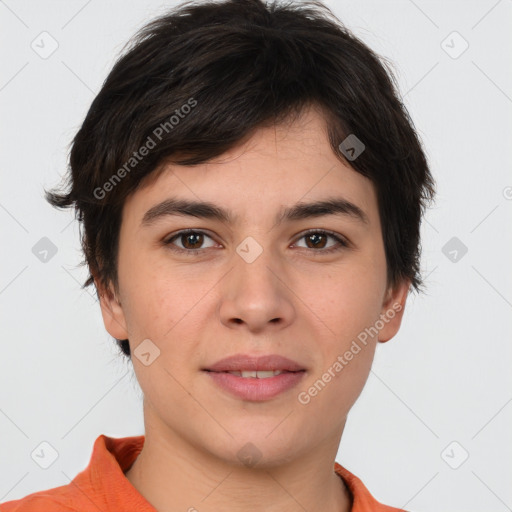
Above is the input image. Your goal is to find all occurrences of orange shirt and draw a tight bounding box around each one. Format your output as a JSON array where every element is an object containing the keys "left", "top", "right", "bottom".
[{"left": 1, "top": 435, "right": 407, "bottom": 511}]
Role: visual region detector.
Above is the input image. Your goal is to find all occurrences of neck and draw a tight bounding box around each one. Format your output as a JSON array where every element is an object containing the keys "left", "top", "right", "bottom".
[{"left": 125, "top": 417, "right": 352, "bottom": 512}]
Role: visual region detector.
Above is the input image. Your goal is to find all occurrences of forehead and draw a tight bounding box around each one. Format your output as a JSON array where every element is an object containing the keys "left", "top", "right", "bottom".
[{"left": 121, "top": 107, "right": 379, "bottom": 230}]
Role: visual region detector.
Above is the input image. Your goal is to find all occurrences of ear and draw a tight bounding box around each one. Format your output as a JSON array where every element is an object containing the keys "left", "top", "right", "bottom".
[
  {"left": 94, "top": 274, "right": 129, "bottom": 340},
  {"left": 377, "top": 278, "right": 410, "bottom": 343}
]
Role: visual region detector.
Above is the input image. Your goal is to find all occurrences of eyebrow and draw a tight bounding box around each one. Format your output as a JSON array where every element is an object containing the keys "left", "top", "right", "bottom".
[{"left": 140, "top": 196, "right": 369, "bottom": 228}]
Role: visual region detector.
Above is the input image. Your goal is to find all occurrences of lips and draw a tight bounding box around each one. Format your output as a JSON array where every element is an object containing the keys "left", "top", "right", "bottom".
[
  {"left": 203, "top": 354, "right": 306, "bottom": 373},
  {"left": 205, "top": 366, "right": 306, "bottom": 401},
  {"left": 224, "top": 370, "right": 289, "bottom": 378}
]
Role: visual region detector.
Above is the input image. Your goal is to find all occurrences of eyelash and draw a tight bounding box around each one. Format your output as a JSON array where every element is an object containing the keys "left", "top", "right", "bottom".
[{"left": 162, "top": 229, "right": 349, "bottom": 256}]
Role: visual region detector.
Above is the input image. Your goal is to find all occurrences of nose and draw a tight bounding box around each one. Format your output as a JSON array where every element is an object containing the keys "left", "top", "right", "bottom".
[{"left": 218, "top": 243, "right": 296, "bottom": 333}]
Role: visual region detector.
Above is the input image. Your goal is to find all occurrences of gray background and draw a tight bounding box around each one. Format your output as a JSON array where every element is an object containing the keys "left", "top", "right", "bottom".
[{"left": 1, "top": 0, "right": 511, "bottom": 510}]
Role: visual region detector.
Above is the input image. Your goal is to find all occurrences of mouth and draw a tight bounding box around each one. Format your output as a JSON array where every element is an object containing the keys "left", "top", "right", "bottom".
[
  {"left": 203, "top": 369, "right": 306, "bottom": 378},
  {"left": 203, "top": 369, "right": 307, "bottom": 401},
  {"left": 202, "top": 353, "right": 306, "bottom": 374},
  {"left": 201, "top": 354, "right": 307, "bottom": 400}
]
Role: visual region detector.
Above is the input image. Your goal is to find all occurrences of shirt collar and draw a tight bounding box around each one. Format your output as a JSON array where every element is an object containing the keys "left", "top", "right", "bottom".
[{"left": 74, "top": 434, "right": 401, "bottom": 512}]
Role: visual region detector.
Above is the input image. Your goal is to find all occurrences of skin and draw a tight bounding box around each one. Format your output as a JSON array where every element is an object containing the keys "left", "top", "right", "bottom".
[{"left": 96, "top": 104, "right": 410, "bottom": 512}]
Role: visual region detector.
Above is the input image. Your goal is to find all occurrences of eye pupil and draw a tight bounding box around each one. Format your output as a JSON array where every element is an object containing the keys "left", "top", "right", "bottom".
[
  {"left": 306, "top": 233, "right": 327, "bottom": 249},
  {"left": 183, "top": 232, "right": 203, "bottom": 249}
]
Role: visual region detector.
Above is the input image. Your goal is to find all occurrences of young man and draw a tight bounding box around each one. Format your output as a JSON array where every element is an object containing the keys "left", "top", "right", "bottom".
[{"left": 1, "top": 0, "right": 435, "bottom": 510}]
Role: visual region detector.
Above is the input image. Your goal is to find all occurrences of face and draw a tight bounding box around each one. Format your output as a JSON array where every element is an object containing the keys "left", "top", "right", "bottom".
[{"left": 98, "top": 105, "right": 409, "bottom": 468}]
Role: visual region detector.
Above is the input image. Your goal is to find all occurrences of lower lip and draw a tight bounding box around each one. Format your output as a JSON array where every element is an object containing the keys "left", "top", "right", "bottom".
[{"left": 204, "top": 371, "right": 306, "bottom": 401}]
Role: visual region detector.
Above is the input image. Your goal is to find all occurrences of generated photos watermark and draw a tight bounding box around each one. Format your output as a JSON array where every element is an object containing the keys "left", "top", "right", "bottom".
[
  {"left": 297, "top": 302, "right": 402, "bottom": 405},
  {"left": 93, "top": 97, "right": 198, "bottom": 200}
]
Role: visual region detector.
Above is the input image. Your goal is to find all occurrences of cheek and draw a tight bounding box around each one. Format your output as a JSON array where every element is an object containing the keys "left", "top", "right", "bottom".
[
  {"left": 302, "top": 263, "right": 385, "bottom": 341},
  {"left": 120, "top": 257, "right": 213, "bottom": 344},
  {"left": 296, "top": 329, "right": 377, "bottom": 427},
  {"left": 298, "top": 286, "right": 382, "bottom": 419},
  {"left": 116, "top": 247, "right": 173, "bottom": 338}
]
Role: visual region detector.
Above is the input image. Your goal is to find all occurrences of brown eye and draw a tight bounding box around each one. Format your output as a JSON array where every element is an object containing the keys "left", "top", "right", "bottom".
[
  {"left": 294, "top": 230, "right": 349, "bottom": 254},
  {"left": 304, "top": 232, "right": 328, "bottom": 249},
  {"left": 164, "top": 230, "right": 217, "bottom": 253},
  {"left": 180, "top": 232, "right": 204, "bottom": 249}
]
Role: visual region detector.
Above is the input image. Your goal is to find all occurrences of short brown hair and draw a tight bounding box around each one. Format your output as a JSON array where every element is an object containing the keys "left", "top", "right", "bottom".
[{"left": 46, "top": 0, "right": 435, "bottom": 358}]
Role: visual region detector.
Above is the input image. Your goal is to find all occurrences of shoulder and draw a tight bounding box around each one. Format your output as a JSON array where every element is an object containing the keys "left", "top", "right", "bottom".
[
  {"left": 334, "top": 462, "right": 409, "bottom": 512},
  {"left": 1, "top": 434, "right": 146, "bottom": 512}
]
